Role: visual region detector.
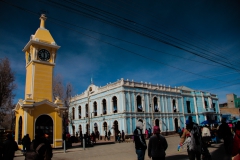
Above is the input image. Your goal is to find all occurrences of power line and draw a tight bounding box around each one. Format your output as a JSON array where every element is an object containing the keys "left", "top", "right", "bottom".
[
  {"left": 0, "top": 0, "right": 236, "bottom": 84},
  {"left": 205, "top": 82, "right": 240, "bottom": 91},
  {"left": 68, "top": 0, "right": 239, "bottom": 67},
  {"left": 39, "top": 0, "right": 240, "bottom": 72},
  {"left": 103, "top": 0, "right": 237, "bottom": 64}
]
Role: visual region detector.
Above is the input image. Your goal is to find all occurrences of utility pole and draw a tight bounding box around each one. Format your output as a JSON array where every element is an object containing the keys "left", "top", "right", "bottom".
[
  {"left": 150, "top": 92, "right": 154, "bottom": 127},
  {"left": 87, "top": 90, "right": 90, "bottom": 134}
]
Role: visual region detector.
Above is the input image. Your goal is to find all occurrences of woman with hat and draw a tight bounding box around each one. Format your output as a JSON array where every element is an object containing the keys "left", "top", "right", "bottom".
[{"left": 148, "top": 126, "right": 168, "bottom": 160}]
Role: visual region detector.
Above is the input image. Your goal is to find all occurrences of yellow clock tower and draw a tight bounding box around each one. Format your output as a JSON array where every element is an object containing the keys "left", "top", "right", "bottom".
[{"left": 14, "top": 14, "right": 66, "bottom": 148}]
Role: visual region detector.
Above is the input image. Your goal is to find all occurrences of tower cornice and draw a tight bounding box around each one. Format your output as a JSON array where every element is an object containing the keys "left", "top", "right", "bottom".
[{"left": 23, "top": 39, "right": 60, "bottom": 52}]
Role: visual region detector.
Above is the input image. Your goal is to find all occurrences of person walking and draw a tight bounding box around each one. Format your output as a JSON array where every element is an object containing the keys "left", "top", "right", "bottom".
[
  {"left": 148, "top": 126, "right": 168, "bottom": 160},
  {"left": 217, "top": 118, "right": 233, "bottom": 157},
  {"left": 121, "top": 130, "right": 125, "bottom": 142},
  {"left": 96, "top": 130, "right": 100, "bottom": 140},
  {"left": 202, "top": 125, "right": 211, "bottom": 146},
  {"left": 179, "top": 116, "right": 202, "bottom": 160},
  {"left": 2, "top": 133, "right": 18, "bottom": 160},
  {"left": 177, "top": 127, "right": 182, "bottom": 138},
  {"left": 117, "top": 131, "right": 121, "bottom": 143},
  {"left": 25, "top": 131, "right": 53, "bottom": 160},
  {"left": 145, "top": 129, "right": 148, "bottom": 139},
  {"left": 232, "top": 121, "right": 240, "bottom": 159},
  {"left": 148, "top": 128, "right": 152, "bottom": 138},
  {"left": 105, "top": 130, "right": 108, "bottom": 141},
  {"left": 108, "top": 130, "right": 111, "bottom": 141},
  {"left": 134, "top": 121, "right": 147, "bottom": 160},
  {"left": 22, "top": 134, "right": 31, "bottom": 152}
]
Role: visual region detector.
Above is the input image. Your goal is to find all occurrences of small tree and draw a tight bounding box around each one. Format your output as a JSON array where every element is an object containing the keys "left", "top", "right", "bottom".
[
  {"left": 1, "top": 103, "right": 16, "bottom": 130},
  {"left": 0, "top": 58, "right": 16, "bottom": 125},
  {"left": 53, "top": 74, "right": 73, "bottom": 133}
]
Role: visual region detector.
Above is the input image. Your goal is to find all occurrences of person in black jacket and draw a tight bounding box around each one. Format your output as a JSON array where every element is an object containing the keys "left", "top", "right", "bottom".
[
  {"left": 134, "top": 121, "right": 147, "bottom": 160},
  {"left": 2, "top": 133, "right": 18, "bottom": 160},
  {"left": 148, "top": 126, "right": 168, "bottom": 160},
  {"left": 25, "top": 131, "right": 53, "bottom": 160},
  {"left": 22, "top": 134, "right": 31, "bottom": 152},
  {"left": 217, "top": 118, "right": 233, "bottom": 156}
]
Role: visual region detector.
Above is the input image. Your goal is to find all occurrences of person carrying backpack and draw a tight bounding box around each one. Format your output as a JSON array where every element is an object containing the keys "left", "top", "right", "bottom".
[
  {"left": 148, "top": 126, "right": 168, "bottom": 160},
  {"left": 25, "top": 131, "right": 53, "bottom": 160},
  {"left": 179, "top": 116, "right": 202, "bottom": 160}
]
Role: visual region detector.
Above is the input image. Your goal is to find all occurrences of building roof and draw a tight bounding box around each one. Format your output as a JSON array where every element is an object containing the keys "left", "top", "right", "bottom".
[{"left": 178, "top": 86, "right": 194, "bottom": 91}]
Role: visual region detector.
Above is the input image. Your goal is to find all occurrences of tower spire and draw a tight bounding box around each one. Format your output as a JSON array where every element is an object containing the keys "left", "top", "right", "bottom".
[
  {"left": 91, "top": 76, "right": 93, "bottom": 84},
  {"left": 40, "top": 14, "right": 47, "bottom": 29}
]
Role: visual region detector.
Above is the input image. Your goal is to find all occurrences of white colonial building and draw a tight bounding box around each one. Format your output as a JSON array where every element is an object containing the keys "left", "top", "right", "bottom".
[{"left": 68, "top": 78, "right": 220, "bottom": 137}]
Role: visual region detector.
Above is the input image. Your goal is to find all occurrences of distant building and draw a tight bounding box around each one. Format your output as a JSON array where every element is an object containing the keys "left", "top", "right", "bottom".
[
  {"left": 69, "top": 79, "right": 220, "bottom": 137},
  {"left": 220, "top": 93, "right": 240, "bottom": 119},
  {"left": 226, "top": 93, "right": 240, "bottom": 108}
]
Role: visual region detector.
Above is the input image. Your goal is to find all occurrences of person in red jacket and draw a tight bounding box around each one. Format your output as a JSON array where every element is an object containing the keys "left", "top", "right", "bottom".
[{"left": 232, "top": 121, "right": 240, "bottom": 158}]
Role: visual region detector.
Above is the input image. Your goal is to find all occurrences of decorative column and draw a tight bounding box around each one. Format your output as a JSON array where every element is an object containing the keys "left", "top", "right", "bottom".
[
  {"left": 130, "top": 116, "right": 132, "bottom": 134},
  {"left": 208, "top": 96, "right": 212, "bottom": 109},
  {"left": 193, "top": 95, "right": 199, "bottom": 123},
  {"left": 141, "top": 93, "right": 144, "bottom": 112},
  {"left": 133, "top": 92, "right": 136, "bottom": 112},
  {"left": 158, "top": 96, "right": 161, "bottom": 112},
  {"left": 109, "top": 96, "right": 113, "bottom": 114},
  {"left": 165, "top": 95, "right": 168, "bottom": 113},
  {"left": 123, "top": 91, "right": 126, "bottom": 112},
  {"left": 117, "top": 94, "right": 120, "bottom": 113},
  {"left": 128, "top": 91, "right": 131, "bottom": 112}
]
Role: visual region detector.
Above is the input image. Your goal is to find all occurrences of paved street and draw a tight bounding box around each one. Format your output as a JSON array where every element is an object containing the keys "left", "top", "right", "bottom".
[{"left": 14, "top": 135, "right": 228, "bottom": 160}]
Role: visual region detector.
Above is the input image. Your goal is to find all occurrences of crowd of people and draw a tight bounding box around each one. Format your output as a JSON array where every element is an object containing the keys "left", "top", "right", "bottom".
[
  {"left": 132, "top": 116, "right": 240, "bottom": 160},
  {"left": 0, "top": 116, "right": 239, "bottom": 160},
  {"left": 0, "top": 131, "right": 52, "bottom": 160}
]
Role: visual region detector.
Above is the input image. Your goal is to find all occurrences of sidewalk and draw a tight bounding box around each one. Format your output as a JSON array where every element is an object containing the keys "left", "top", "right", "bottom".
[{"left": 15, "top": 138, "right": 116, "bottom": 156}]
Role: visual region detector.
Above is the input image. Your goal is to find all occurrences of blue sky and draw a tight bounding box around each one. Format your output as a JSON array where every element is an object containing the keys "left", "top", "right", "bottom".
[{"left": 0, "top": 0, "right": 240, "bottom": 104}]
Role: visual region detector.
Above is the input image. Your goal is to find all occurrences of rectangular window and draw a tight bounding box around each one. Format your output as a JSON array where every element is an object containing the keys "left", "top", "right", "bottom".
[
  {"left": 204, "top": 101, "right": 208, "bottom": 107},
  {"left": 212, "top": 103, "right": 216, "bottom": 111},
  {"left": 206, "top": 115, "right": 211, "bottom": 120},
  {"left": 187, "top": 101, "right": 191, "bottom": 113}
]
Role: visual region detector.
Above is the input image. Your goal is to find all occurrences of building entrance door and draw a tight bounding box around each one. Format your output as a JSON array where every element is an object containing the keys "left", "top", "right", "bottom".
[{"left": 35, "top": 115, "right": 53, "bottom": 144}]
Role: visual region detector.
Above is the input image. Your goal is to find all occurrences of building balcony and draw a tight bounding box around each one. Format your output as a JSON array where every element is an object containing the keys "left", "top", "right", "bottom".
[{"left": 202, "top": 108, "right": 216, "bottom": 114}]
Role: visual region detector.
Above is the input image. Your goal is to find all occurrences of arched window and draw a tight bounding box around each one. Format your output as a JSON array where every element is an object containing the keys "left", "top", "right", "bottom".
[
  {"left": 154, "top": 97, "right": 158, "bottom": 112},
  {"left": 79, "top": 125, "right": 82, "bottom": 134},
  {"left": 72, "top": 125, "right": 75, "bottom": 136},
  {"left": 78, "top": 106, "right": 81, "bottom": 119},
  {"left": 103, "top": 122, "right": 107, "bottom": 131},
  {"left": 113, "top": 121, "right": 118, "bottom": 141},
  {"left": 18, "top": 116, "right": 22, "bottom": 144},
  {"left": 187, "top": 100, "right": 191, "bottom": 113},
  {"left": 72, "top": 107, "right": 75, "bottom": 120},
  {"left": 173, "top": 99, "right": 176, "bottom": 112},
  {"left": 86, "top": 124, "right": 89, "bottom": 134},
  {"left": 94, "top": 101, "right": 97, "bottom": 116},
  {"left": 102, "top": 99, "right": 107, "bottom": 115},
  {"left": 137, "top": 95, "right": 142, "bottom": 112},
  {"left": 113, "top": 96, "right": 118, "bottom": 113},
  {"left": 155, "top": 119, "right": 159, "bottom": 126},
  {"left": 86, "top": 104, "right": 89, "bottom": 117}
]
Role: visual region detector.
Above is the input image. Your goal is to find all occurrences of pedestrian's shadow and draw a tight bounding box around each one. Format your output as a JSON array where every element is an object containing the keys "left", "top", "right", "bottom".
[{"left": 166, "top": 155, "right": 189, "bottom": 160}]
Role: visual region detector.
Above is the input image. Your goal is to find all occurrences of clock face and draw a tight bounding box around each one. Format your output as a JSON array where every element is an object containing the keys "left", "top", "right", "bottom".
[{"left": 38, "top": 49, "right": 50, "bottom": 61}]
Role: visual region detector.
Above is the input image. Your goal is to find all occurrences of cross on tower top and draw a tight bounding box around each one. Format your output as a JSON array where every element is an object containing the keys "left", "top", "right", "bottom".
[{"left": 40, "top": 14, "right": 47, "bottom": 29}]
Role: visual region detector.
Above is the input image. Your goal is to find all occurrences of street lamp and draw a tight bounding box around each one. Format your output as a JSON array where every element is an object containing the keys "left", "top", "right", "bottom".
[
  {"left": 87, "top": 89, "right": 94, "bottom": 134},
  {"left": 90, "top": 112, "right": 95, "bottom": 133}
]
